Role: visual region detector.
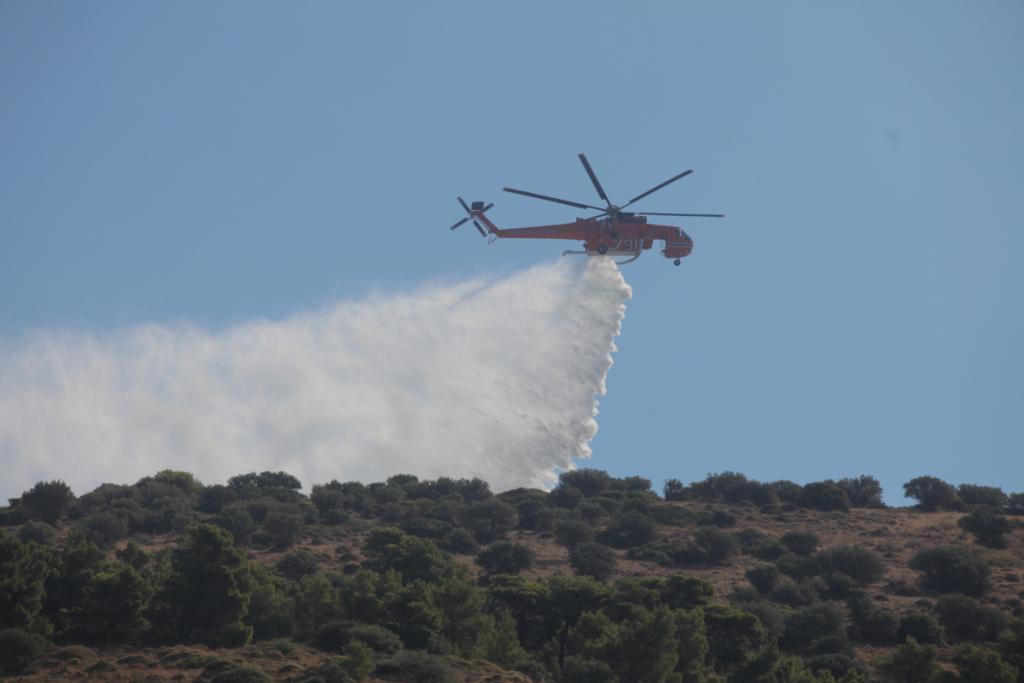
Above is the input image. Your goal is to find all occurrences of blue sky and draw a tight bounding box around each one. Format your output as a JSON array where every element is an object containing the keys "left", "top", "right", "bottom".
[{"left": 2, "top": 1, "right": 1022, "bottom": 503}]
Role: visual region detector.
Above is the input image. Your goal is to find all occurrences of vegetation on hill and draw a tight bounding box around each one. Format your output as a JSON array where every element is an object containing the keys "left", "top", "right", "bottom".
[{"left": 1, "top": 469, "right": 1022, "bottom": 682}]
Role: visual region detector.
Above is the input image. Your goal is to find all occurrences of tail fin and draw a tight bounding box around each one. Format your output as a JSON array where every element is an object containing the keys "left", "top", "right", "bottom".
[{"left": 449, "top": 197, "right": 494, "bottom": 238}]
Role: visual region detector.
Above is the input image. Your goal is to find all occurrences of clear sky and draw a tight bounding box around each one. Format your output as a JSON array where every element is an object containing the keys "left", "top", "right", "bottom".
[{"left": 2, "top": 1, "right": 1022, "bottom": 503}]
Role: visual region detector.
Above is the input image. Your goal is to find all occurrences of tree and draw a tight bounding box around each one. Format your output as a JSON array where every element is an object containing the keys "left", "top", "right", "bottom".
[
  {"left": 65, "top": 562, "right": 152, "bottom": 644},
  {"left": 814, "top": 546, "right": 885, "bottom": 585},
  {"left": 559, "top": 469, "right": 613, "bottom": 497},
  {"left": 904, "top": 476, "right": 962, "bottom": 511},
  {"left": 19, "top": 480, "right": 75, "bottom": 525},
  {"left": 958, "top": 509, "right": 1011, "bottom": 549},
  {"left": 835, "top": 475, "right": 885, "bottom": 508},
  {"left": 897, "top": 612, "right": 945, "bottom": 645},
  {"left": 0, "top": 531, "right": 55, "bottom": 634},
  {"left": 746, "top": 564, "right": 781, "bottom": 595},
  {"left": 600, "top": 511, "right": 657, "bottom": 548},
  {"left": 148, "top": 523, "right": 254, "bottom": 646},
  {"left": 780, "top": 531, "right": 820, "bottom": 557},
  {"left": 262, "top": 503, "right": 304, "bottom": 549},
  {"left": 663, "top": 478, "right": 687, "bottom": 501},
  {"left": 949, "top": 643, "right": 1018, "bottom": 683},
  {"left": 909, "top": 547, "right": 990, "bottom": 596},
  {"left": 798, "top": 481, "right": 851, "bottom": 512},
  {"left": 875, "top": 638, "right": 939, "bottom": 683},
  {"left": 569, "top": 542, "right": 617, "bottom": 582},
  {"left": 0, "top": 628, "right": 48, "bottom": 675},
  {"left": 463, "top": 498, "right": 518, "bottom": 544},
  {"left": 956, "top": 484, "right": 1007, "bottom": 509},
  {"left": 554, "top": 518, "right": 594, "bottom": 548},
  {"left": 476, "top": 541, "right": 534, "bottom": 575},
  {"left": 275, "top": 549, "right": 319, "bottom": 581},
  {"left": 934, "top": 594, "right": 1008, "bottom": 642},
  {"left": 365, "top": 528, "right": 451, "bottom": 583}
]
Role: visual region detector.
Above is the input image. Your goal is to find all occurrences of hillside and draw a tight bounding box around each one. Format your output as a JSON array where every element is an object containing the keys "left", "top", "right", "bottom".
[{"left": 2, "top": 470, "right": 1022, "bottom": 682}]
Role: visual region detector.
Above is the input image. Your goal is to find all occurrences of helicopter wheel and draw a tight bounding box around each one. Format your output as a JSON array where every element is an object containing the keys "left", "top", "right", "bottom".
[
  {"left": 597, "top": 244, "right": 608, "bottom": 255},
  {"left": 673, "top": 258, "right": 681, "bottom": 266}
]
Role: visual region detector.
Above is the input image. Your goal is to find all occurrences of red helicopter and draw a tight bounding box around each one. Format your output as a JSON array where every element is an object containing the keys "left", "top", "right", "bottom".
[{"left": 451, "top": 153, "right": 723, "bottom": 265}]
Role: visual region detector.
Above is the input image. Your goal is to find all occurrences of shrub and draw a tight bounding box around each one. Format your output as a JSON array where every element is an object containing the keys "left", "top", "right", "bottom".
[
  {"left": 693, "top": 526, "right": 739, "bottom": 564},
  {"left": 781, "top": 602, "right": 847, "bottom": 651},
  {"left": 215, "top": 503, "right": 255, "bottom": 546},
  {"left": 775, "top": 553, "right": 817, "bottom": 580},
  {"left": 599, "top": 511, "right": 656, "bottom": 548},
  {"left": 0, "top": 628, "right": 47, "bottom": 675},
  {"left": 554, "top": 519, "right": 594, "bottom": 548},
  {"left": 263, "top": 505, "right": 304, "bottom": 550},
  {"left": 814, "top": 546, "right": 884, "bottom": 585},
  {"left": 548, "top": 484, "right": 584, "bottom": 509},
  {"left": 568, "top": 542, "right": 617, "bottom": 582},
  {"left": 958, "top": 509, "right": 1012, "bottom": 549},
  {"left": 836, "top": 475, "right": 885, "bottom": 508},
  {"left": 909, "top": 546, "right": 990, "bottom": 595},
  {"left": 694, "top": 508, "right": 737, "bottom": 528},
  {"left": 464, "top": 498, "right": 519, "bottom": 543},
  {"left": 476, "top": 541, "right": 533, "bottom": 575},
  {"left": 559, "top": 469, "right": 612, "bottom": 497},
  {"left": 439, "top": 528, "right": 479, "bottom": 555},
  {"left": 957, "top": 484, "right": 1007, "bottom": 508},
  {"left": 798, "top": 481, "right": 851, "bottom": 512},
  {"left": 771, "top": 480, "right": 804, "bottom": 503},
  {"left": 375, "top": 651, "right": 453, "bottom": 683},
  {"left": 17, "top": 522, "right": 57, "bottom": 546},
  {"left": 876, "top": 638, "right": 939, "bottom": 683},
  {"left": 768, "top": 580, "right": 818, "bottom": 607},
  {"left": 1007, "top": 493, "right": 1024, "bottom": 515},
  {"left": 19, "top": 480, "right": 75, "bottom": 525},
  {"left": 780, "top": 531, "right": 819, "bottom": 557},
  {"left": 935, "top": 594, "right": 1009, "bottom": 642},
  {"left": 846, "top": 592, "right": 898, "bottom": 645},
  {"left": 746, "top": 565, "right": 781, "bottom": 595},
  {"left": 897, "top": 612, "right": 945, "bottom": 645},
  {"left": 562, "top": 656, "right": 617, "bottom": 683},
  {"left": 689, "top": 471, "right": 777, "bottom": 505},
  {"left": 75, "top": 511, "right": 128, "bottom": 547},
  {"left": 663, "top": 478, "right": 686, "bottom": 501},
  {"left": 951, "top": 643, "right": 1018, "bottom": 683},
  {"left": 275, "top": 549, "right": 319, "bottom": 581},
  {"left": 904, "top": 476, "right": 962, "bottom": 511}
]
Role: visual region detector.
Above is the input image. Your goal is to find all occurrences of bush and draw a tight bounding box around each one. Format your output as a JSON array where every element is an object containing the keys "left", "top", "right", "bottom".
[
  {"left": 275, "top": 549, "right": 319, "bottom": 581},
  {"left": 375, "top": 651, "right": 453, "bottom": 683},
  {"left": 548, "top": 484, "right": 584, "bottom": 509},
  {"left": 814, "top": 546, "right": 885, "bottom": 585},
  {"left": 0, "top": 628, "right": 47, "bottom": 675},
  {"left": 746, "top": 565, "right": 781, "bottom": 595},
  {"left": 897, "top": 612, "right": 945, "bottom": 645},
  {"left": 692, "top": 526, "right": 739, "bottom": 564},
  {"left": 464, "top": 498, "right": 518, "bottom": 543},
  {"left": 398, "top": 517, "right": 452, "bottom": 540},
  {"left": 599, "top": 511, "right": 656, "bottom": 548},
  {"left": 771, "top": 480, "right": 804, "bottom": 503},
  {"left": 1007, "top": 493, "right": 1024, "bottom": 515},
  {"left": 780, "top": 531, "right": 819, "bottom": 557},
  {"left": 835, "top": 476, "right": 885, "bottom": 508},
  {"left": 775, "top": 553, "right": 817, "bottom": 580},
  {"left": 263, "top": 504, "right": 304, "bottom": 550},
  {"left": 694, "top": 508, "right": 737, "bottom": 528},
  {"left": 317, "top": 622, "right": 402, "bottom": 654},
  {"left": 553, "top": 519, "right": 594, "bottom": 548},
  {"left": 957, "top": 484, "right": 1007, "bottom": 509},
  {"left": 846, "top": 592, "right": 898, "bottom": 645},
  {"left": 663, "top": 478, "right": 686, "bottom": 501},
  {"left": 768, "top": 580, "right": 818, "bottom": 607},
  {"left": 559, "top": 469, "right": 612, "bottom": 497},
  {"left": 935, "top": 594, "right": 1009, "bottom": 642},
  {"left": 17, "top": 522, "right": 57, "bottom": 546},
  {"left": 904, "top": 476, "right": 962, "bottom": 511},
  {"left": 439, "top": 528, "right": 479, "bottom": 555},
  {"left": 19, "top": 480, "right": 75, "bottom": 525},
  {"left": 568, "top": 542, "right": 617, "bottom": 582},
  {"left": 876, "top": 638, "right": 940, "bottom": 683},
  {"left": 909, "top": 546, "right": 990, "bottom": 595},
  {"left": 688, "top": 471, "right": 777, "bottom": 505},
  {"left": 75, "top": 511, "right": 128, "bottom": 547},
  {"left": 958, "top": 509, "right": 1012, "bottom": 549},
  {"left": 798, "top": 481, "right": 851, "bottom": 512},
  {"left": 780, "top": 602, "right": 847, "bottom": 651},
  {"left": 476, "top": 541, "right": 533, "bottom": 575},
  {"left": 215, "top": 503, "right": 255, "bottom": 545},
  {"left": 950, "top": 643, "right": 1018, "bottom": 683}
]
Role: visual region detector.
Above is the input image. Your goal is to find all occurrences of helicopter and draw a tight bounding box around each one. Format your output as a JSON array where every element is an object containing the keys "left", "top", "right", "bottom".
[{"left": 450, "top": 153, "right": 723, "bottom": 265}]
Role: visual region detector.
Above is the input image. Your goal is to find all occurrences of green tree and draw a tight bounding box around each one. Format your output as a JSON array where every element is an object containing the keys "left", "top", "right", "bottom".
[
  {"left": 799, "top": 481, "right": 851, "bottom": 512},
  {"left": 949, "top": 643, "right": 1017, "bottom": 683},
  {"left": 65, "top": 562, "right": 152, "bottom": 643},
  {"left": 904, "top": 476, "right": 962, "bottom": 511},
  {"left": 957, "top": 509, "right": 1012, "bottom": 549},
  {"left": 476, "top": 541, "right": 534, "bottom": 575},
  {"left": 956, "top": 484, "right": 1007, "bottom": 509},
  {"left": 780, "top": 531, "right": 820, "bottom": 557},
  {"left": 0, "top": 628, "right": 48, "bottom": 675},
  {"left": 365, "top": 528, "right": 451, "bottom": 583},
  {"left": 19, "top": 480, "right": 75, "bottom": 525},
  {"left": 876, "top": 638, "right": 939, "bottom": 683},
  {"left": 835, "top": 475, "right": 885, "bottom": 508},
  {"left": 148, "top": 523, "right": 254, "bottom": 646},
  {"left": 909, "top": 547, "right": 990, "bottom": 596},
  {"left": 433, "top": 567, "right": 487, "bottom": 655},
  {"left": 0, "top": 531, "right": 56, "bottom": 635},
  {"left": 569, "top": 542, "right": 617, "bottom": 582}
]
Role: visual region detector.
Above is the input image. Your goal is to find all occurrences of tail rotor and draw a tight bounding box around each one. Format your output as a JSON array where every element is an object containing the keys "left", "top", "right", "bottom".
[{"left": 450, "top": 197, "right": 493, "bottom": 238}]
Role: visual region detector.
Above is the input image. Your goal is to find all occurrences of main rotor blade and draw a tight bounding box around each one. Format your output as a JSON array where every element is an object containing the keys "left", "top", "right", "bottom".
[
  {"left": 621, "top": 169, "right": 694, "bottom": 209},
  {"left": 635, "top": 211, "right": 725, "bottom": 218},
  {"left": 457, "top": 196, "right": 472, "bottom": 214},
  {"left": 450, "top": 217, "right": 470, "bottom": 230},
  {"left": 472, "top": 219, "right": 487, "bottom": 237},
  {"left": 502, "top": 187, "right": 603, "bottom": 211},
  {"left": 577, "top": 153, "right": 611, "bottom": 205}
]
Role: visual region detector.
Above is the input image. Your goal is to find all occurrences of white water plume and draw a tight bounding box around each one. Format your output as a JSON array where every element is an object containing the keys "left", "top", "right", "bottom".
[{"left": 0, "top": 258, "right": 631, "bottom": 500}]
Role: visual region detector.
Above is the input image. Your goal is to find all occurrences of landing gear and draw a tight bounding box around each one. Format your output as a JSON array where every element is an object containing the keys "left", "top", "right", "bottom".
[
  {"left": 597, "top": 244, "right": 609, "bottom": 255},
  {"left": 673, "top": 258, "right": 681, "bottom": 266}
]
